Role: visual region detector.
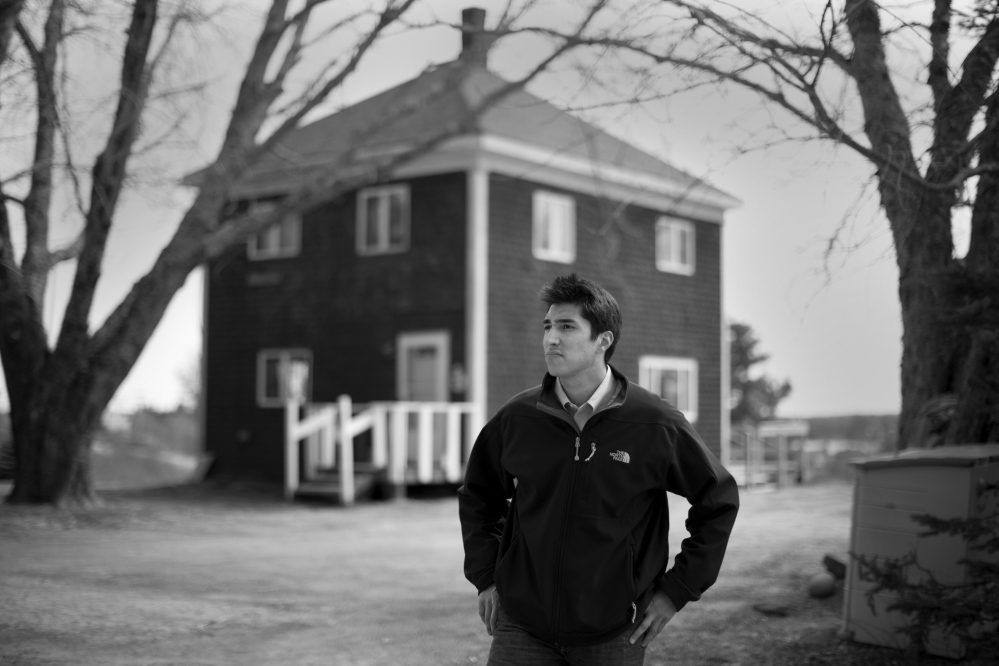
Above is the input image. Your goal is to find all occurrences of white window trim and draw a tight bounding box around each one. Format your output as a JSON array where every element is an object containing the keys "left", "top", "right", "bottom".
[
  {"left": 396, "top": 330, "right": 451, "bottom": 401},
  {"left": 655, "top": 216, "right": 695, "bottom": 276},
  {"left": 256, "top": 348, "right": 312, "bottom": 408},
  {"left": 638, "top": 355, "right": 699, "bottom": 423},
  {"left": 247, "top": 210, "right": 302, "bottom": 260},
  {"left": 356, "top": 184, "right": 410, "bottom": 256},
  {"left": 532, "top": 190, "right": 576, "bottom": 264}
]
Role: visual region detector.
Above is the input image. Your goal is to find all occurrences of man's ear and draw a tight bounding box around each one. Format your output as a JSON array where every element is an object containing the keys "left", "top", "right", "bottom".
[{"left": 598, "top": 331, "right": 614, "bottom": 352}]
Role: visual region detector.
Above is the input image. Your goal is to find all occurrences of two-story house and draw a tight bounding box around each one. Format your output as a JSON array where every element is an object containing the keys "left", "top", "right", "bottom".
[{"left": 202, "top": 7, "right": 738, "bottom": 485}]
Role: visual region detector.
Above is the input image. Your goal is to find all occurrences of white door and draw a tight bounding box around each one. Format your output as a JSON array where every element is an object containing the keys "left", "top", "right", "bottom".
[
  {"left": 397, "top": 331, "right": 450, "bottom": 401},
  {"left": 397, "top": 331, "right": 450, "bottom": 480}
]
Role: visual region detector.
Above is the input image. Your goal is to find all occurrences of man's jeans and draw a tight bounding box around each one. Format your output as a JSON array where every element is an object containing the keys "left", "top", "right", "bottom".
[{"left": 487, "top": 607, "right": 646, "bottom": 666}]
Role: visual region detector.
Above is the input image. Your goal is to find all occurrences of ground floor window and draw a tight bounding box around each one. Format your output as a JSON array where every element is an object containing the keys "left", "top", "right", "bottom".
[
  {"left": 256, "top": 349, "right": 312, "bottom": 407},
  {"left": 638, "top": 355, "right": 698, "bottom": 423}
]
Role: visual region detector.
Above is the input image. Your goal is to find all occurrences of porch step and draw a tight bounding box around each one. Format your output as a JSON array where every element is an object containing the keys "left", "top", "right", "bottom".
[
  {"left": 295, "top": 471, "right": 381, "bottom": 504},
  {"left": 314, "top": 461, "right": 382, "bottom": 476}
]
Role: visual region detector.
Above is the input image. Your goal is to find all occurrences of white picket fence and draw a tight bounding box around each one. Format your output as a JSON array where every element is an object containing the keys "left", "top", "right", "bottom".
[{"left": 284, "top": 395, "right": 481, "bottom": 504}]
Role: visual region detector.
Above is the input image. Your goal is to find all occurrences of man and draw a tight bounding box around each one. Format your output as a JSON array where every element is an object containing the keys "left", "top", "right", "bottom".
[{"left": 458, "top": 274, "right": 739, "bottom": 665}]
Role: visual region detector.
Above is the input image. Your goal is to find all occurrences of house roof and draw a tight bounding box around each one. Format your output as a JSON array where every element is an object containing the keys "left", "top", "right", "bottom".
[{"left": 229, "top": 59, "right": 737, "bottom": 214}]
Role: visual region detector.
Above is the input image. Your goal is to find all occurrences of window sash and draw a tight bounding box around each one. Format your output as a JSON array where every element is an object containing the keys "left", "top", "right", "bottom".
[
  {"left": 247, "top": 212, "right": 301, "bottom": 260},
  {"left": 257, "top": 349, "right": 312, "bottom": 407},
  {"left": 357, "top": 185, "right": 410, "bottom": 255},
  {"left": 639, "top": 356, "right": 698, "bottom": 423},
  {"left": 655, "top": 217, "right": 695, "bottom": 275},
  {"left": 532, "top": 191, "right": 575, "bottom": 263}
]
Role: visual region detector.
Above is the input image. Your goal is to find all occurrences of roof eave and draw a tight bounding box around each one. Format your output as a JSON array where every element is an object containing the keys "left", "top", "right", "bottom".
[{"left": 220, "top": 133, "right": 740, "bottom": 223}]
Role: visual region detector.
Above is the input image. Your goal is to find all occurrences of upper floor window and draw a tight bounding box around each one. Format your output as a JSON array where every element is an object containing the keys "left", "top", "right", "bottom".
[
  {"left": 532, "top": 190, "right": 575, "bottom": 263},
  {"left": 257, "top": 348, "right": 312, "bottom": 408},
  {"left": 247, "top": 207, "right": 301, "bottom": 260},
  {"left": 639, "top": 356, "right": 698, "bottom": 423},
  {"left": 656, "top": 217, "right": 695, "bottom": 275},
  {"left": 357, "top": 185, "right": 410, "bottom": 255}
]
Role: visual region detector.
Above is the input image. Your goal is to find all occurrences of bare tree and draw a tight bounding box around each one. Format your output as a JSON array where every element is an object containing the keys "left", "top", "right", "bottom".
[
  {"left": 0, "top": 0, "right": 606, "bottom": 505},
  {"left": 533, "top": 0, "right": 999, "bottom": 448}
]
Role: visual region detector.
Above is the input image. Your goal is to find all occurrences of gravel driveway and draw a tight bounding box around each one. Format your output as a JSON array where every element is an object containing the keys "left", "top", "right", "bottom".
[{"left": 0, "top": 481, "right": 977, "bottom": 665}]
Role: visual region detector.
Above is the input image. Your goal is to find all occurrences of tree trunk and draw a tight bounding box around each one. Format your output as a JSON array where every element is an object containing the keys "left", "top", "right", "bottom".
[
  {"left": 896, "top": 260, "right": 999, "bottom": 449},
  {"left": 947, "top": 329, "right": 999, "bottom": 444},
  {"left": 896, "top": 271, "right": 962, "bottom": 448},
  {"left": 872, "top": 177, "right": 965, "bottom": 449},
  {"left": 6, "top": 383, "right": 101, "bottom": 506}
]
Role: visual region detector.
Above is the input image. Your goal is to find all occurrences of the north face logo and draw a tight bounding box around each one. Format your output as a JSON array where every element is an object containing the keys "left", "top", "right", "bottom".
[{"left": 609, "top": 450, "right": 630, "bottom": 463}]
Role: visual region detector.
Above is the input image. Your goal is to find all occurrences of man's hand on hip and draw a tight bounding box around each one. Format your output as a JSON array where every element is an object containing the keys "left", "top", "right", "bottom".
[
  {"left": 629, "top": 590, "right": 677, "bottom": 647},
  {"left": 478, "top": 585, "right": 499, "bottom": 636}
]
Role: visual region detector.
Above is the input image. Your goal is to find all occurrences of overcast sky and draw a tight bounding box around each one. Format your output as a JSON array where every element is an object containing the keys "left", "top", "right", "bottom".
[{"left": 3, "top": 0, "right": 921, "bottom": 418}]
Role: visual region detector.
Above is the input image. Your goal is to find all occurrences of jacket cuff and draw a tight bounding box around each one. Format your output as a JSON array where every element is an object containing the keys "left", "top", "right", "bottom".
[
  {"left": 470, "top": 570, "right": 495, "bottom": 594},
  {"left": 656, "top": 572, "right": 693, "bottom": 611}
]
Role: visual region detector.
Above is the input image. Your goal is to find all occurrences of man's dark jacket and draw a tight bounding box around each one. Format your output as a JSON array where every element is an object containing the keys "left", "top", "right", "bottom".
[{"left": 458, "top": 366, "right": 739, "bottom": 647}]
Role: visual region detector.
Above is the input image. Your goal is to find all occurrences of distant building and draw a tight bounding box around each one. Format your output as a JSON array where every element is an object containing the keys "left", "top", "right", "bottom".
[{"left": 202, "top": 8, "right": 738, "bottom": 483}]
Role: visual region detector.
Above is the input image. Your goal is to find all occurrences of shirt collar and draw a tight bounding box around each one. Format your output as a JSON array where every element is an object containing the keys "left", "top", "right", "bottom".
[{"left": 555, "top": 365, "right": 614, "bottom": 413}]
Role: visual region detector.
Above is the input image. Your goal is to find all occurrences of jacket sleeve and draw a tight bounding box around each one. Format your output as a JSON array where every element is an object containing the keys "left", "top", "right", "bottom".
[
  {"left": 656, "top": 417, "right": 740, "bottom": 611},
  {"left": 457, "top": 417, "right": 512, "bottom": 593}
]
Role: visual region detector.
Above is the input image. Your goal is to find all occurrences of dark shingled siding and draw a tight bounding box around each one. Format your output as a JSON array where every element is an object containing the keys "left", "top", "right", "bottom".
[
  {"left": 205, "top": 168, "right": 724, "bottom": 482},
  {"left": 205, "top": 172, "right": 467, "bottom": 482},
  {"left": 485, "top": 174, "right": 722, "bottom": 457}
]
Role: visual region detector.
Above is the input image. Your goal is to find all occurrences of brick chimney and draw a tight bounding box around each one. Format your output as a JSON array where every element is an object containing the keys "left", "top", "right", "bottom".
[{"left": 460, "top": 7, "right": 493, "bottom": 68}]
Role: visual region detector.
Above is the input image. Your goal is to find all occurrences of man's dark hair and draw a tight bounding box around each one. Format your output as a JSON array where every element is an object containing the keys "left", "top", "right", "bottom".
[{"left": 539, "top": 274, "right": 622, "bottom": 362}]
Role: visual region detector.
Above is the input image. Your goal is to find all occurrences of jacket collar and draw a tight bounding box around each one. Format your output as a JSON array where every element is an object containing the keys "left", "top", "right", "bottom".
[
  {"left": 554, "top": 365, "right": 615, "bottom": 412},
  {"left": 539, "top": 363, "right": 629, "bottom": 414}
]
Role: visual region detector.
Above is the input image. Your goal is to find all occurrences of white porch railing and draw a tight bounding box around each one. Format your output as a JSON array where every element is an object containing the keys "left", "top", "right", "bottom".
[
  {"left": 728, "top": 421, "right": 810, "bottom": 490},
  {"left": 284, "top": 395, "right": 482, "bottom": 504}
]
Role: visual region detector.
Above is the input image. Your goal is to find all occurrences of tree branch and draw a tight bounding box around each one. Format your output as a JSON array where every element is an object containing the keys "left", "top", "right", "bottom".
[
  {"left": 928, "top": 0, "right": 952, "bottom": 113},
  {"left": 0, "top": 189, "right": 26, "bottom": 206},
  {"left": 0, "top": 0, "right": 24, "bottom": 72},
  {"left": 55, "top": 0, "right": 158, "bottom": 357},
  {"left": 269, "top": 0, "right": 316, "bottom": 85},
  {"left": 81, "top": 0, "right": 417, "bottom": 399},
  {"left": 17, "top": 1, "right": 65, "bottom": 306},
  {"left": 528, "top": 26, "right": 902, "bottom": 178},
  {"left": 842, "top": 1, "right": 920, "bottom": 177},
  {"left": 84, "top": 0, "right": 599, "bottom": 411},
  {"left": 679, "top": 1, "right": 851, "bottom": 68},
  {"left": 56, "top": 79, "right": 88, "bottom": 221},
  {"left": 927, "top": 17, "right": 999, "bottom": 184},
  {"left": 244, "top": 0, "right": 421, "bottom": 177},
  {"left": 966, "top": 90, "right": 999, "bottom": 270},
  {"left": 42, "top": 234, "right": 84, "bottom": 269},
  {"left": 212, "top": 0, "right": 291, "bottom": 162}
]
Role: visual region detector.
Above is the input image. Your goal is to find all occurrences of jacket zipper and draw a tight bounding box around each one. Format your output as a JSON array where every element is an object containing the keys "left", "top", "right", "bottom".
[
  {"left": 536, "top": 385, "right": 624, "bottom": 643},
  {"left": 552, "top": 432, "right": 582, "bottom": 643}
]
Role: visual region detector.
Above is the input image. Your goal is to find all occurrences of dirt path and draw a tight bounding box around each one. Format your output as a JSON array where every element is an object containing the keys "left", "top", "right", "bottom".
[{"left": 0, "top": 482, "right": 971, "bottom": 665}]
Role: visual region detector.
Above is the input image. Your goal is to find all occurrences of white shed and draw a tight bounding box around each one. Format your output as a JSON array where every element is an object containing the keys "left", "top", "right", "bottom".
[{"left": 843, "top": 443, "right": 999, "bottom": 657}]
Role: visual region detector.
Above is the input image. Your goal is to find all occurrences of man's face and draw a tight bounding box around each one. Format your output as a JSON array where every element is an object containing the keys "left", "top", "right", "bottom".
[{"left": 543, "top": 303, "right": 610, "bottom": 380}]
